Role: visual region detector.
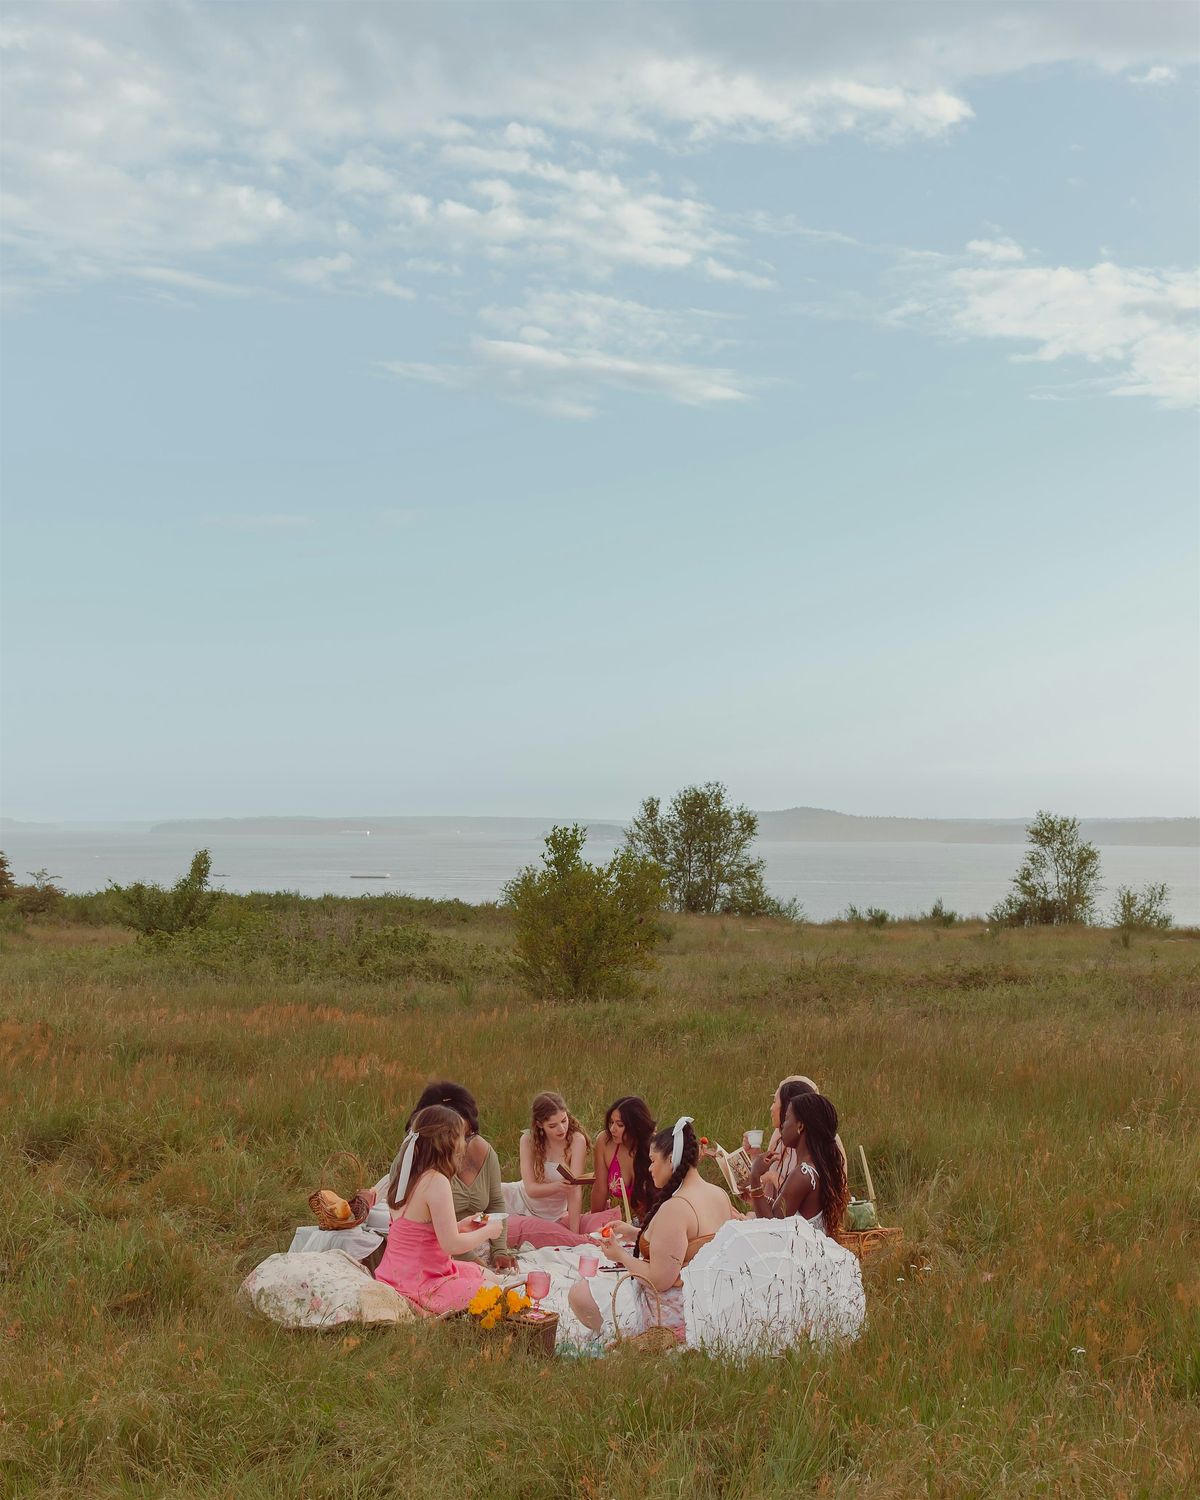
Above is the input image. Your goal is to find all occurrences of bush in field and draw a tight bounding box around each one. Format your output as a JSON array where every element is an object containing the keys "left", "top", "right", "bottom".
[
  {"left": 132, "top": 911, "right": 497, "bottom": 986},
  {"left": 989, "top": 812, "right": 1102, "bottom": 927},
  {"left": 0, "top": 852, "right": 14, "bottom": 901},
  {"left": 14, "top": 867, "right": 65, "bottom": 917},
  {"left": 111, "top": 849, "right": 220, "bottom": 935},
  {"left": 845, "top": 904, "right": 891, "bottom": 927},
  {"left": 504, "top": 824, "right": 667, "bottom": 999},
  {"left": 921, "top": 897, "right": 959, "bottom": 926},
  {"left": 1109, "top": 882, "right": 1173, "bottom": 947},
  {"left": 624, "top": 781, "right": 797, "bottom": 917}
]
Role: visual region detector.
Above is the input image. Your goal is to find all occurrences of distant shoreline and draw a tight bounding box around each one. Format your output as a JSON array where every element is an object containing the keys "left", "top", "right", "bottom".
[{"left": 3, "top": 807, "right": 1197, "bottom": 848}]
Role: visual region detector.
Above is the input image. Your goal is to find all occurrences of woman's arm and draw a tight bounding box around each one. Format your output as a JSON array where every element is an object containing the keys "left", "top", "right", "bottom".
[
  {"left": 480, "top": 1146, "right": 512, "bottom": 1259},
  {"left": 590, "top": 1133, "right": 611, "bottom": 1215},
  {"left": 518, "top": 1133, "right": 563, "bottom": 1203},
  {"left": 601, "top": 1202, "right": 687, "bottom": 1292},
  {"left": 427, "top": 1175, "right": 500, "bottom": 1256},
  {"left": 564, "top": 1131, "right": 588, "bottom": 1232}
]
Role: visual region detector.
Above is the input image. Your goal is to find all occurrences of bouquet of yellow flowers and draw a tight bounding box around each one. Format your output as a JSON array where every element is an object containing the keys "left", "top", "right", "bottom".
[{"left": 466, "top": 1284, "right": 532, "bottom": 1331}]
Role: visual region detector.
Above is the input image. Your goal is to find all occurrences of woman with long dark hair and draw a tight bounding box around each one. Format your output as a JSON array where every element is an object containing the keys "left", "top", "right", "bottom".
[
  {"left": 747, "top": 1092, "right": 848, "bottom": 1236},
  {"left": 569, "top": 1117, "right": 734, "bottom": 1343},
  {"left": 590, "top": 1095, "right": 656, "bottom": 1220}
]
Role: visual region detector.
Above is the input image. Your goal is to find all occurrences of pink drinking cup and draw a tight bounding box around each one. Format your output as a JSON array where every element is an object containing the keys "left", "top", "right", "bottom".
[
  {"left": 578, "top": 1253, "right": 600, "bottom": 1278},
  {"left": 525, "top": 1270, "right": 551, "bottom": 1302}
]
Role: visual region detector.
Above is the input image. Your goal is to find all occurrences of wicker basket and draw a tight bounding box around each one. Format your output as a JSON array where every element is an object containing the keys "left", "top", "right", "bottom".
[
  {"left": 834, "top": 1226, "right": 904, "bottom": 1261},
  {"left": 308, "top": 1151, "right": 373, "bottom": 1231},
  {"left": 508, "top": 1309, "right": 559, "bottom": 1356},
  {"left": 608, "top": 1272, "right": 679, "bottom": 1355}
]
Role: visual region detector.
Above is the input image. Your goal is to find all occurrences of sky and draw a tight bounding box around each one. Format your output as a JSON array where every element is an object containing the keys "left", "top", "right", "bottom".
[{"left": 1, "top": 1, "right": 1198, "bottom": 822}]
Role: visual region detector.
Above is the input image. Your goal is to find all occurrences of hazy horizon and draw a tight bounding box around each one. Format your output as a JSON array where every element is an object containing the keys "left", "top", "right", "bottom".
[{"left": 2, "top": 3, "right": 1197, "bottom": 824}]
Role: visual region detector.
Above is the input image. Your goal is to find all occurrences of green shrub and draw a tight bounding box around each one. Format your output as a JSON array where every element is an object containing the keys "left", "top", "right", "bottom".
[
  {"left": 504, "top": 824, "right": 668, "bottom": 999},
  {"left": 845, "top": 904, "right": 891, "bottom": 928},
  {"left": 14, "top": 868, "right": 65, "bottom": 917},
  {"left": 989, "top": 812, "right": 1101, "bottom": 927},
  {"left": 1109, "top": 882, "right": 1173, "bottom": 947},
  {"left": 111, "top": 849, "right": 220, "bottom": 935}
]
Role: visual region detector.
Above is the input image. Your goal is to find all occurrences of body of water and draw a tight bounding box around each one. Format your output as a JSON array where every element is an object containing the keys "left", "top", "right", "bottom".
[{"left": 4, "top": 825, "right": 1197, "bottom": 923}]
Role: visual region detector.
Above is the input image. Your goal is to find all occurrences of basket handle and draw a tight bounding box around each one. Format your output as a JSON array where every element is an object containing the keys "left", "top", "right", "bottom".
[
  {"left": 859, "top": 1145, "right": 877, "bottom": 1207},
  {"left": 319, "top": 1151, "right": 365, "bottom": 1194},
  {"left": 609, "top": 1269, "right": 662, "bottom": 1345}
]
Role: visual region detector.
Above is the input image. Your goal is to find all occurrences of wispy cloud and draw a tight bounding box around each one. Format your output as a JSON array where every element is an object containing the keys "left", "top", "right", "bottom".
[
  {"left": 1129, "top": 65, "right": 1178, "bottom": 86},
  {"left": 892, "top": 249, "right": 1200, "bottom": 409},
  {"left": 382, "top": 288, "right": 752, "bottom": 418}
]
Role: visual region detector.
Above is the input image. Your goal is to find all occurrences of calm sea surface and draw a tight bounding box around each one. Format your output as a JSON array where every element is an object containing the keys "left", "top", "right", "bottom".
[{"left": 5, "top": 825, "right": 1198, "bottom": 923}]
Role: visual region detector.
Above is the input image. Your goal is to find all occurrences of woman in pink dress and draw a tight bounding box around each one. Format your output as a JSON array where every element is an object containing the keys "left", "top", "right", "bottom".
[{"left": 375, "top": 1105, "right": 504, "bottom": 1315}]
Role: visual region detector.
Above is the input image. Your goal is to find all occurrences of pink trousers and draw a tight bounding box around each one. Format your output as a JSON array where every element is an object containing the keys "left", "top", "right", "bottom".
[{"left": 505, "top": 1208, "right": 619, "bottom": 1249}]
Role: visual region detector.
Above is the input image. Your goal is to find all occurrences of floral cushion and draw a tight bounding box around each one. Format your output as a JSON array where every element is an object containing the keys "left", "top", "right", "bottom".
[{"left": 238, "top": 1250, "right": 417, "bottom": 1329}]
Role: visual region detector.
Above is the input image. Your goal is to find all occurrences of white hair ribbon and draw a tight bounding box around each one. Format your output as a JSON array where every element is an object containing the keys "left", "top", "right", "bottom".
[
  {"left": 671, "top": 1115, "right": 694, "bottom": 1170},
  {"left": 390, "top": 1130, "right": 418, "bottom": 1202}
]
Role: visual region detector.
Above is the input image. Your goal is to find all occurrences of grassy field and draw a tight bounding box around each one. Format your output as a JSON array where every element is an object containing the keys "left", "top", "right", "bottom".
[{"left": 2, "top": 909, "right": 1198, "bottom": 1498}]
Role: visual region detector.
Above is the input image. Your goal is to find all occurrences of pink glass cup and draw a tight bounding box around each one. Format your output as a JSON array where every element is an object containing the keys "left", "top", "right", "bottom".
[
  {"left": 578, "top": 1253, "right": 600, "bottom": 1278},
  {"left": 525, "top": 1269, "right": 551, "bottom": 1306}
]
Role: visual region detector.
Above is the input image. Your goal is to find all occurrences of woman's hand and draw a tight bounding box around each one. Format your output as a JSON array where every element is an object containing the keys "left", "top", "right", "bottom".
[
  {"left": 485, "top": 1218, "right": 505, "bottom": 1241},
  {"left": 491, "top": 1251, "right": 517, "bottom": 1271},
  {"left": 363, "top": 1188, "right": 378, "bottom": 1208},
  {"left": 600, "top": 1236, "right": 630, "bottom": 1265}
]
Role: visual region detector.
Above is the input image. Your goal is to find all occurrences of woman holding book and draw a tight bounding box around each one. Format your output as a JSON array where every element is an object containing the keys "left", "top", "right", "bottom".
[
  {"left": 502, "top": 1091, "right": 618, "bottom": 1243},
  {"left": 590, "top": 1095, "right": 656, "bottom": 1222},
  {"left": 374, "top": 1106, "right": 504, "bottom": 1314}
]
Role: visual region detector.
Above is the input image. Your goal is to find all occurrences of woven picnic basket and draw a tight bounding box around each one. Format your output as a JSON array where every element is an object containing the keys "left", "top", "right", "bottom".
[
  {"left": 308, "top": 1151, "right": 373, "bottom": 1231},
  {"left": 832, "top": 1147, "right": 903, "bottom": 1261},
  {"left": 608, "top": 1272, "right": 678, "bottom": 1355}
]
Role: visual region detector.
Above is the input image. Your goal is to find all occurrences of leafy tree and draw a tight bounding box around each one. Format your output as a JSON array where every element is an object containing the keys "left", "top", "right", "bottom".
[
  {"left": 989, "top": 812, "right": 1102, "bottom": 927},
  {"left": 112, "top": 849, "right": 220, "bottom": 936},
  {"left": 503, "top": 825, "right": 667, "bottom": 999},
  {"left": 0, "top": 852, "right": 14, "bottom": 901},
  {"left": 624, "top": 782, "right": 796, "bottom": 917},
  {"left": 1109, "top": 883, "right": 1173, "bottom": 947}
]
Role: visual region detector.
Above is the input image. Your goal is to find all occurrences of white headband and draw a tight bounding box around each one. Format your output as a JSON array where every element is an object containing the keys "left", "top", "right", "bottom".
[
  {"left": 391, "top": 1130, "right": 418, "bottom": 1202},
  {"left": 671, "top": 1116, "right": 694, "bottom": 1169}
]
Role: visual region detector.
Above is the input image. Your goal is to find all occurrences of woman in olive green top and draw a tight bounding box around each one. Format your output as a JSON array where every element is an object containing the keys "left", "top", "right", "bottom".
[{"left": 378, "top": 1082, "right": 517, "bottom": 1271}]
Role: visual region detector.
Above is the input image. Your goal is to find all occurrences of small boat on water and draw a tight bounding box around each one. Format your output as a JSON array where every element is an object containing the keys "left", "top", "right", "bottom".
[{"left": 350, "top": 874, "right": 390, "bottom": 880}]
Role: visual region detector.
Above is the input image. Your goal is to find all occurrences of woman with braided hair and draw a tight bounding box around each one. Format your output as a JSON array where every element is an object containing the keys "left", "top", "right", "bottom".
[
  {"left": 747, "top": 1091, "right": 848, "bottom": 1236},
  {"left": 568, "top": 1117, "right": 734, "bottom": 1343}
]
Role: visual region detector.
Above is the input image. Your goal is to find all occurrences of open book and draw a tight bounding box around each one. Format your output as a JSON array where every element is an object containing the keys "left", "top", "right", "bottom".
[
  {"left": 555, "top": 1164, "right": 596, "bottom": 1186},
  {"left": 710, "top": 1144, "right": 754, "bottom": 1197}
]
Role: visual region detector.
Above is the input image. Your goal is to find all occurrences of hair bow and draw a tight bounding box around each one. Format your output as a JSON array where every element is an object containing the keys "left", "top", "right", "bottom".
[
  {"left": 390, "top": 1130, "right": 418, "bottom": 1202},
  {"left": 671, "top": 1115, "right": 694, "bottom": 1169}
]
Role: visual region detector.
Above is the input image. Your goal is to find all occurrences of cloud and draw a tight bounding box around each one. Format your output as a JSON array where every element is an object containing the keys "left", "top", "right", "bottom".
[
  {"left": 1129, "top": 65, "right": 1178, "bottom": 86},
  {"left": 382, "top": 288, "right": 752, "bottom": 417},
  {"left": 895, "top": 257, "right": 1200, "bottom": 409},
  {"left": 130, "top": 265, "right": 251, "bottom": 297},
  {"left": 965, "top": 237, "right": 1026, "bottom": 263}
]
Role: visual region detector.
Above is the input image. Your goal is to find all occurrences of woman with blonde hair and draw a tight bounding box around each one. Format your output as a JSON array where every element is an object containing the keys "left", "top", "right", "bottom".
[
  {"left": 503, "top": 1091, "right": 619, "bottom": 1244},
  {"left": 374, "top": 1106, "right": 503, "bottom": 1314}
]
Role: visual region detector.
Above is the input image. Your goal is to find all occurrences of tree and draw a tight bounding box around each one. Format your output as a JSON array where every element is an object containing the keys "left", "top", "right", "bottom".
[
  {"left": 503, "top": 825, "right": 667, "bottom": 999},
  {"left": 989, "top": 812, "right": 1102, "bottom": 927},
  {"left": 623, "top": 781, "right": 796, "bottom": 917},
  {"left": 111, "top": 849, "right": 220, "bottom": 936},
  {"left": 0, "top": 852, "right": 14, "bottom": 901},
  {"left": 1109, "top": 883, "right": 1173, "bottom": 947}
]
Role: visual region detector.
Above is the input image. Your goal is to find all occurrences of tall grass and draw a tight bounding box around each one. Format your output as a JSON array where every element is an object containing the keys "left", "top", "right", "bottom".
[{"left": 2, "top": 914, "right": 1197, "bottom": 1498}]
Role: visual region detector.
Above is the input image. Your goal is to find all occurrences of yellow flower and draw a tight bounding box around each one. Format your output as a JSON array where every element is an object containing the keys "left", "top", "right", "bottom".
[
  {"left": 505, "top": 1288, "right": 528, "bottom": 1314},
  {"left": 480, "top": 1311, "right": 500, "bottom": 1330},
  {"left": 468, "top": 1285, "right": 503, "bottom": 1317}
]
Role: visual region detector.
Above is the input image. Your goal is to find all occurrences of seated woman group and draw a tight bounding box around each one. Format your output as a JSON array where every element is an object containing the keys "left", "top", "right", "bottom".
[{"left": 372, "top": 1075, "right": 847, "bottom": 1322}]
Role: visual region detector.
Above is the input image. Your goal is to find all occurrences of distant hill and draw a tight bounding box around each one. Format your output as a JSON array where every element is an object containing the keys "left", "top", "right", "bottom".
[
  {"left": 754, "top": 808, "right": 1199, "bottom": 847},
  {"left": 148, "top": 815, "right": 629, "bottom": 840}
]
